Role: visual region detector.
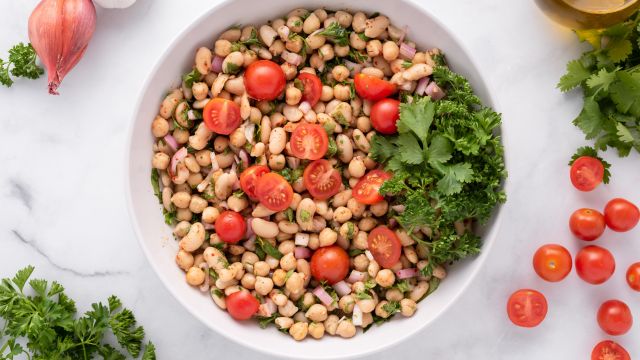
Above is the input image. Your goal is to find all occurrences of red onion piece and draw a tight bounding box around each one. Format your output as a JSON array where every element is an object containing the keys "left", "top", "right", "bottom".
[
  {"left": 239, "top": 149, "right": 250, "bottom": 169},
  {"left": 197, "top": 169, "right": 214, "bottom": 192},
  {"left": 352, "top": 304, "right": 363, "bottom": 326},
  {"left": 347, "top": 270, "right": 366, "bottom": 283},
  {"left": 294, "top": 233, "right": 309, "bottom": 246},
  {"left": 313, "top": 286, "right": 334, "bottom": 306},
  {"left": 210, "top": 152, "right": 220, "bottom": 171},
  {"left": 425, "top": 82, "right": 445, "bottom": 100},
  {"left": 281, "top": 50, "right": 302, "bottom": 66},
  {"left": 415, "top": 77, "right": 429, "bottom": 96},
  {"left": 244, "top": 235, "right": 256, "bottom": 251},
  {"left": 245, "top": 218, "right": 254, "bottom": 238},
  {"left": 203, "top": 223, "right": 215, "bottom": 231},
  {"left": 163, "top": 134, "right": 178, "bottom": 152},
  {"left": 299, "top": 101, "right": 312, "bottom": 114},
  {"left": 343, "top": 60, "right": 363, "bottom": 76},
  {"left": 391, "top": 204, "right": 406, "bottom": 213},
  {"left": 170, "top": 147, "right": 188, "bottom": 176},
  {"left": 211, "top": 55, "right": 224, "bottom": 73},
  {"left": 244, "top": 123, "right": 256, "bottom": 144},
  {"left": 333, "top": 280, "right": 352, "bottom": 297},
  {"left": 396, "top": 268, "right": 419, "bottom": 279},
  {"left": 399, "top": 42, "right": 416, "bottom": 60},
  {"left": 280, "top": 26, "right": 290, "bottom": 39},
  {"left": 265, "top": 298, "right": 277, "bottom": 314},
  {"left": 294, "top": 247, "right": 311, "bottom": 259}
]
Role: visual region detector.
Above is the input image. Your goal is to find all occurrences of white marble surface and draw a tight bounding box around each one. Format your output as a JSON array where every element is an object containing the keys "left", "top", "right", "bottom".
[{"left": 1, "top": 0, "right": 640, "bottom": 358}]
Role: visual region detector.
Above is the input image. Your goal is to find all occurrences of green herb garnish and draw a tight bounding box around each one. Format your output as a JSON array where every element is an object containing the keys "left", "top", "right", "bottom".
[
  {"left": 0, "top": 43, "right": 43, "bottom": 87},
  {"left": 317, "top": 22, "right": 350, "bottom": 47}
]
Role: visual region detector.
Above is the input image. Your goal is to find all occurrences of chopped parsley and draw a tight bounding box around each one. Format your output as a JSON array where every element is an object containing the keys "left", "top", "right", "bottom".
[
  {"left": 182, "top": 68, "right": 201, "bottom": 87},
  {"left": 150, "top": 169, "right": 162, "bottom": 204},
  {"left": 299, "top": 210, "right": 311, "bottom": 222},
  {"left": 0, "top": 43, "right": 43, "bottom": 87},
  {"left": 255, "top": 236, "right": 283, "bottom": 260},
  {"left": 317, "top": 22, "right": 350, "bottom": 47}
]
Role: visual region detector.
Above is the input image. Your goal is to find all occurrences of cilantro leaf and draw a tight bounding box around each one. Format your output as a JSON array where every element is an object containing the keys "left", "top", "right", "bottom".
[
  {"left": 317, "top": 22, "right": 350, "bottom": 47},
  {"left": 397, "top": 96, "right": 434, "bottom": 143},
  {"left": 573, "top": 97, "right": 605, "bottom": 139},
  {"left": 610, "top": 71, "right": 640, "bottom": 116},
  {"left": 396, "top": 133, "right": 424, "bottom": 164},
  {"left": 436, "top": 163, "right": 473, "bottom": 195},
  {"left": 558, "top": 59, "right": 591, "bottom": 92},
  {"left": 182, "top": 68, "right": 201, "bottom": 87},
  {"left": 425, "top": 135, "right": 452, "bottom": 165},
  {"left": 586, "top": 68, "right": 617, "bottom": 94},
  {"left": 607, "top": 38, "right": 633, "bottom": 63}
]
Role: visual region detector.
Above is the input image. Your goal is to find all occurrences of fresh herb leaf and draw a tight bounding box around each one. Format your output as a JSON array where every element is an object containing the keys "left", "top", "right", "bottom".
[
  {"left": 381, "top": 301, "right": 401, "bottom": 316},
  {"left": 182, "top": 68, "right": 201, "bottom": 87},
  {"left": 317, "top": 22, "right": 350, "bottom": 47},
  {"left": 0, "top": 43, "right": 43, "bottom": 87},
  {"left": 349, "top": 249, "right": 366, "bottom": 257},
  {"left": 257, "top": 313, "right": 279, "bottom": 329},
  {"left": 558, "top": 59, "right": 591, "bottom": 92},
  {"left": 255, "top": 236, "right": 283, "bottom": 260}
]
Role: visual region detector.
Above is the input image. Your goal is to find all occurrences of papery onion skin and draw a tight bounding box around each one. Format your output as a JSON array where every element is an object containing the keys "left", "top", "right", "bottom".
[{"left": 28, "top": 0, "right": 97, "bottom": 95}]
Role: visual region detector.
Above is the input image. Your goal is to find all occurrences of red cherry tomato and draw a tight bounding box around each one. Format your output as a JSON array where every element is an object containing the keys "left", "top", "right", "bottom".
[
  {"left": 532, "top": 244, "right": 572, "bottom": 282},
  {"left": 243, "top": 60, "right": 286, "bottom": 101},
  {"left": 591, "top": 340, "right": 630, "bottom": 360},
  {"left": 627, "top": 262, "right": 640, "bottom": 291},
  {"left": 569, "top": 208, "right": 606, "bottom": 241},
  {"left": 370, "top": 98, "right": 400, "bottom": 135},
  {"left": 225, "top": 290, "right": 260, "bottom": 320},
  {"left": 354, "top": 73, "right": 396, "bottom": 101},
  {"left": 352, "top": 170, "right": 392, "bottom": 205},
  {"left": 255, "top": 172, "right": 293, "bottom": 212},
  {"left": 506, "top": 289, "right": 548, "bottom": 328},
  {"left": 239, "top": 165, "right": 270, "bottom": 200},
  {"left": 597, "top": 300, "right": 633, "bottom": 336},
  {"left": 367, "top": 226, "right": 402, "bottom": 269},
  {"left": 215, "top": 211, "right": 246, "bottom": 244},
  {"left": 570, "top": 156, "right": 604, "bottom": 191},
  {"left": 289, "top": 123, "right": 328, "bottom": 160},
  {"left": 575, "top": 245, "right": 616, "bottom": 285},
  {"left": 203, "top": 98, "right": 242, "bottom": 135},
  {"left": 310, "top": 245, "right": 350, "bottom": 284},
  {"left": 297, "top": 72, "right": 322, "bottom": 106},
  {"left": 303, "top": 159, "right": 341, "bottom": 200},
  {"left": 604, "top": 198, "right": 640, "bottom": 232}
]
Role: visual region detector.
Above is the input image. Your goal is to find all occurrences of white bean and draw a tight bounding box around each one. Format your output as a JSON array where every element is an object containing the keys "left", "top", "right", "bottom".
[
  {"left": 269, "top": 127, "right": 287, "bottom": 154},
  {"left": 251, "top": 218, "right": 279, "bottom": 238},
  {"left": 179, "top": 222, "right": 205, "bottom": 252}
]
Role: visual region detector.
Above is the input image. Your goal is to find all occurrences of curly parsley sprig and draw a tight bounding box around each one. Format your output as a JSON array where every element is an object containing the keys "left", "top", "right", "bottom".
[{"left": 0, "top": 43, "right": 43, "bottom": 87}]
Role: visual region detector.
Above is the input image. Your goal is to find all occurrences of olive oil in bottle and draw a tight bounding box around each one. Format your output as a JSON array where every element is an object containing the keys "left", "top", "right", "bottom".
[{"left": 536, "top": 0, "right": 640, "bottom": 28}]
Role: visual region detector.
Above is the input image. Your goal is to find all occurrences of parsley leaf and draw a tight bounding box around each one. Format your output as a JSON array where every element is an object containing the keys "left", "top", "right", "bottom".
[
  {"left": 317, "top": 22, "right": 350, "bottom": 47},
  {"left": 255, "top": 236, "right": 283, "bottom": 260},
  {"left": 182, "top": 68, "right": 201, "bottom": 87},
  {"left": 0, "top": 43, "right": 43, "bottom": 87}
]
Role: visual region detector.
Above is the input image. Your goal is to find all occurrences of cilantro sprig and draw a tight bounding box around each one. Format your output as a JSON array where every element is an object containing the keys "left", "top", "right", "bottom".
[
  {"left": 0, "top": 266, "right": 155, "bottom": 359},
  {"left": 317, "top": 22, "right": 350, "bottom": 47},
  {"left": 1, "top": 43, "right": 44, "bottom": 87}
]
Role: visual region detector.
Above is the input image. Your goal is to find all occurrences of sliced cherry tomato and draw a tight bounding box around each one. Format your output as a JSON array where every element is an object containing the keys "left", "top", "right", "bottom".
[
  {"left": 506, "top": 289, "right": 548, "bottom": 328},
  {"left": 215, "top": 211, "right": 246, "bottom": 244},
  {"left": 244, "top": 60, "right": 286, "bottom": 101},
  {"left": 289, "top": 123, "right": 328, "bottom": 160},
  {"left": 255, "top": 172, "right": 293, "bottom": 212},
  {"left": 575, "top": 245, "right": 616, "bottom": 285},
  {"left": 367, "top": 226, "right": 402, "bottom": 268},
  {"left": 239, "top": 165, "right": 270, "bottom": 199},
  {"left": 371, "top": 98, "right": 400, "bottom": 135},
  {"left": 591, "top": 340, "right": 630, "bottom": 360},
  {"left": 627, "top": 262, "right": 640, "bottom": 291},
  {"left": 297, "top": 72, "right": 322, "bottom": 106},
  {"left": 570, "top": 208, "right": 606, "bottom": 241},
  {"left": 203, "top": 98, "right": 242, "bottom": 135},
  {"left": 532, "top": 244, "right": 572, "bottom": 282},
  {"left": 352, "top": 170, "right": 392, "bottom": 205},
  {"left": 310, "top": 245, "right": 350, "bottom": 284},
  {"left": 597, "top": 300, "right": 633, "bottom": 336},
  {"left": 303, "top": 159, "right": 341, "bottom": 200},
  {"left": 354, "top": 73, "right": 396, "bottom": 101},
  {"left": 570, "top": 156, "right": 604, "bottom": 192},
  {"left": 604, "top": 198, "right": 639, "bottom": 232},
  {"left": 225, "top": 290, "right": 260, "bottom": 320}
]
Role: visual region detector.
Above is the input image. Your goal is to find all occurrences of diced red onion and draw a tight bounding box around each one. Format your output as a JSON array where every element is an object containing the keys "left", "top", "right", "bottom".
[
  {"left": 364, "top": 250, "right": 374, "bottom": 261},
  {"left": 265, "top": 298, "right": 277, "bottom": 314},
  {"left": 281, "top": 50, "right": 302, "bottom": 66},
  {"left": 399, "top": 42, "right": 416, "bottom": 59},
  {"left": 245, "top": 218, "right": 254, "bottom": 238},
  {"left": 299, "top": 101, "right": 312, "bottom": 114},
  {"left": 388, "top": 218, "right": 398, "bottom": 228},
  {"left": 219, "top": 201, "right": 228, "bottom": 209},
  {"left": 163, "top": 134, "right": 178, "bottom": 152},
  {"left": 203, "top": 223, "right": 215, "bottom": 231},
  {"left": 352, "top": 304, "right": 363, "bottom": 326},
  {"left": 391, "top": 204, "right": 406, "bottom": 213},
  {"left": 294, "top": 233, "right": 310, "bottom": 246},
  {"left": 198, "top": 262, "right": 210, "bottom": 292},
  {"left": 244, "top": 123, "right": 256, "bottom": 144},
  {"left": 286, "top": 156, "right": 300, "bottom": 170},
  {"left": 294, "top": 247, "right": 311, "bottom": 259},
  {"left": 395, "top": 268, "right": 418, "bottom": 279},
  {"left": 230, "top": 162, "right": 238, "bottom": 175},
  {"left": 170, "top": 147, "right": 188, "bottom": 176},
  {"left": 347, "top": 270, "right": 366, "bottom": 283},
  {"left": 244, "top": 235, "right": 256, "bottom": 251},
  {"left": 333, "top": 280, "right": 352, "bottom": 297},
  {"left": 197, "top": 169, "right": 214, "bottom": 192},
  {"left": 211, "top": 55, "right": 224, "bottom": 73},
  {"left": 425, "top": 82, "right": 445, "bottom": 100},
  {"left": 239, "top": 149, "right": 250, "bottom": 169},
  {"left": 343, "top": 60, "right": 363, "bottom": 76},
  {"left": 313, "top": 286, "right": 334, "bottom": 306},
  {"left": 415, "top": 77, "right": 429, "bottom": 96}
]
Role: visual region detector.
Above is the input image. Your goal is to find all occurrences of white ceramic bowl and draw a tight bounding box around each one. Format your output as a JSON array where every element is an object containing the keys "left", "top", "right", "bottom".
[{"left": 126, "top": 0, "right": 504, "bottom": 358}]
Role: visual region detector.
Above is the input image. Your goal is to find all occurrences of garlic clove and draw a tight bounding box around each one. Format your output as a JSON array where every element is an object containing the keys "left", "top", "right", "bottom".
[{"left": 93, "top": 0, "right": 137, "bottom": 9}]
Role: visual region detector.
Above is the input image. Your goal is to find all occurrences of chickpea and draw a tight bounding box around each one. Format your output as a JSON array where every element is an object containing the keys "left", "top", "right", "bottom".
[
  {"left": 332, "top": 189, "right": 352, "bottom": 207},
  {"left": 349, "top": 32, "right": 367, "bottom": 50},
  {"left": 192, "top": 82, "right": 209, "bottom": 101},
  {"left": 275, "top": 316, "right": 294, "bottom": 330},
  {"left": 352, "top": 12, "right": 367, "bottom": 32},
  {"left": 370, "top": 200, "right": 388, "bottom": 217},
  {"left": 175, "top": 250, "right": 194, "bottom": 271},
  {"left": 280, "top": 253, "right": 297, "bottom": 271},
  {"left": 368, "top": 260, "right": 381, "bottom": 278},
  {"left": 333, "top": 84, "right": 351, "bottom": 101},
  {"left": 254, "top": 276, "right": 274, "bottom": 296},
  {"left": 318, "top": 44, "right": 335, "bottom": 61},
  {"left": 185, "top": 267, "right": 205, "bottom": 286},
  {"left": 286, "top": 86, "right": 302, "bottom": 105},
  {"left": 189, "top": 196, "right": 208, "bottom": 214},
  {"left": 213, "top": 136, "right": 229, "bottom": 152},
  {"left": 400, "top": 298, "right": 417, "bottom": 317},
  {"left": 385, "top": 288, "right": 404, "bottom": 302},
  {"left": 306, "top": 33, "right": 326, "bottom": 50},
  {"left": 324, "top": 314, "right": 339, "bottom": 335},
  {"left": 320, "top": 85, "right": 334, "bottom": 102},
  {"left": 299, "top": 292, "right": 316, "bottom": 311},
  {"left": 152, "top": 152, "right": 170, "bottom": 170},
  {"left": 338, "top": 294, "right": 356, "bottom": 314},
  {"left": 303, "top": 13, "right": 321, "bottom": 34},
  {"left": 335, "top": 319, "right": 356, "bottom": 338},
  {"left": 347, "top": 157, "right": 366, "bottom": 178},
  {"left": 358, "top": 218, "right": 377, "bottom": 232},
  {"left": 318, "top": 228, "right": 338, "bottom": 247},
  {"left": 229, "top": 127, "right": 246, "bottom": 148},
  {"left": 173, "top": 128, "right": 190, "bottom": 144},
  {"left": 214, "top": 39, "right": 232, "bottom": 57},
  {"left": 333, "top": 206, "right": 353, "bottom": 223},
  {"left": 305, "top": 304, "right": 328, "bottom": 322},
  {"left": 278, "top": 300, "right": 299, "bottom": 317},
  {"left": 201, "top": 207, "right": 220, "bottom": 224},
  {"left": 151, "top": 116, "right": 169, "bottom": 138},
  {"left": 253, "top": 261, "right": 270, "bottom": 277},
  {"left": 308, "top": 322, "right": 325, "bottom": 339},
  {"left": 382, "top": 41, "right": 400, "bottom": 61},
  {"left": 289, "top": 322, "right": 308, "bottom": 341},
  {"left": 171, "top": 192, "right": 191, "bottom": 209},
  {"left": 331, "top": 65, "right": 350, "bottom": 82},
  {"left": 240, "top": 273, "right": 256, "bottom": 289},
  {"left": 353, "top": 254, "right": 369, "bottom": 272},
  {"left": 286, "top": 272, "right": 305, "bottom": 294},
  {"left": 366, "top": 39, "right": 383, "bottom": 57}
]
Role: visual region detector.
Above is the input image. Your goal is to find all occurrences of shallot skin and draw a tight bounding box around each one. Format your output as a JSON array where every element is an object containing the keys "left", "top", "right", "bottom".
[{"left": 28, "top": 0, "right": 96, "bottom": 95}]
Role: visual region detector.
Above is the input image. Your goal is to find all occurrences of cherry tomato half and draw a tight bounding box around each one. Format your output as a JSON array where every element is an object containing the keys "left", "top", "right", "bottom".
[
  {"left": 591, "top": 340, "right": 630, "bottom": 360},
  {"left": 597, "top": 300, "right": 633, "bottom": 336},
  {"left": 570, "top": 156, "right": 604, "bottom": 192},
  {"left": 532, "top": 244, "right": 572, "bottom": 282},
  {"left": 289, "top": 123, "right": 328, "bottom": 160},
  {"left": 225, "top": 290, "right": 260, "bottom": 320},
  {"left": 570, "top": 208, "right": 606, "bottom": 241},
  {"left": 506, "top": 289, "right": 548, "bottom": 328},
  {"left": 354, "top": 73, "right": 396, "bottom": 101},
  {"left": 244, "top": 60, "right": 286, "bottom": 101},
  {"left": 203, "top": 98, "right": 242, "bottom": 135},
  {"left": 297, "top": 72, "right": 322, "bottom": 106},
  {"left": 575, "top": 245, "right": 616, "bottom": 285},
  {"left": 255, "top": 172, "right": 294, "bottom": 212},
  {"left": 627, "top": 262, "right": 640, "bottom": 291},
  {"left": 604, "top": 198, "right": 640, "bottom": 232},
  {"left": 310, "top": 245, "right": 350, "bottom": 284},
  {"left": 352, "top": 170, "right": 392, "bottom": 205},
  {"left": 371, "top": 98, "right": 400, "bottom": 135},
  {"left": 303, "top": 159, "right": 341, "bottom": 200},
  {"left": 367, "top": 226, "right": 402, "bottom": 269},
  {"left": 215, "top": 211, "right": 246, "bottom": 244},
  {"left": 240, "top": 165, "right": 270, "bottom": 199}
]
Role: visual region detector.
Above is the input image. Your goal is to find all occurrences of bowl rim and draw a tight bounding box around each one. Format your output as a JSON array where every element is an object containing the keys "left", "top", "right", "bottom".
[{"left": 124, "top": 1, "right": 508, "bottom": 358}]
